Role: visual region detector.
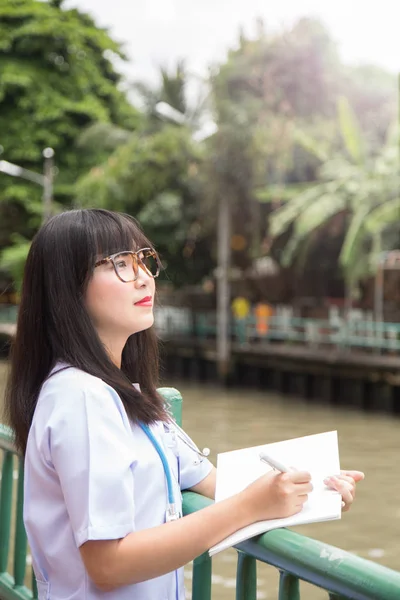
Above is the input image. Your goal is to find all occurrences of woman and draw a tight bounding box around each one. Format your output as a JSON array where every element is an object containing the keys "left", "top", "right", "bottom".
[{"left": 5, "top": 209, "right": 363, "bottom": 600}]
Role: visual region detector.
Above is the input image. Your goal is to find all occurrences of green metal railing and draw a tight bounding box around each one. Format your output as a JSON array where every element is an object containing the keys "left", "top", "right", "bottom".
[
  {"left": 1, "top": 389, "right": 400, "bottom": 599},
  {"left": 0, "top": 424, "right": 36, "bottom": 600},
  {"left": 3, "top": 304, "right": 400, "bottom": 354},
  {"left": 160, "top": 309, "right": 400, "bottom": 354}
]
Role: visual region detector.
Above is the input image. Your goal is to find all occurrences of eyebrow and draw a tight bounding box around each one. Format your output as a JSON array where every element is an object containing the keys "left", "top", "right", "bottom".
[{"left": 94, "top": 257, "right": 111, "bottom": 267}]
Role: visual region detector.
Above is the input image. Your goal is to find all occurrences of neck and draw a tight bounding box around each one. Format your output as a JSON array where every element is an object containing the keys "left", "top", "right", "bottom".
[{"left": 98, "top": 331, "right": 127, "bottom": 369}]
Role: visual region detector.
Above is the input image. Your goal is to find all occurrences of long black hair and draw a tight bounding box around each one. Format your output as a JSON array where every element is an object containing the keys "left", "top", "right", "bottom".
[{"left": 5, "top": 209, "right": 167, "bottom": 455}]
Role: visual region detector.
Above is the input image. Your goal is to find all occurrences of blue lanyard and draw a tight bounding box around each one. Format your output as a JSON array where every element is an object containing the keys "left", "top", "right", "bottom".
[{"left": 139, "top": 422, "right": 179, "bottom": 519}]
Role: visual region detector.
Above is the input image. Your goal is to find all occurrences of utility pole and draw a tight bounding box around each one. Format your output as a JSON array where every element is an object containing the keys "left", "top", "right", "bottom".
[
  {"left": 42, "top": 148, "right": 55, "bottom": 222},
  {"left": 216, "top": 192, "right": 231, "bottom": 382}
]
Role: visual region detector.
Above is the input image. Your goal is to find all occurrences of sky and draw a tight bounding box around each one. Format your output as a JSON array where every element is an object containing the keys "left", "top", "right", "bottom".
[{"left": 65, "top": 0, "right": 399, "bottom": 90}]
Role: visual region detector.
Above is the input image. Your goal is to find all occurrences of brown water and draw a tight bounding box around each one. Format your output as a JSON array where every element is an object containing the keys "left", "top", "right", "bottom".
[{"left": 1, "top": 362, "right": 399, "bottom": 599}]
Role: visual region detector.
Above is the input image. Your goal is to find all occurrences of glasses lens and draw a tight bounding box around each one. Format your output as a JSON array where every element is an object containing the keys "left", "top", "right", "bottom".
[
  {"left": 113, "top": 253, "right": 137, "bottom": 282},
  {"left": 139, "top": 250, "right": 160, "bottom": 278}
]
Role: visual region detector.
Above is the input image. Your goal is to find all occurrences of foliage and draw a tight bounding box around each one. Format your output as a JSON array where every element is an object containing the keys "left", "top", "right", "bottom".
[
  {"left": 1, "top": 7, "right": 397, "bottom": 296},
  {"left": 0, "top": 234, "right": 31, "bottom": 291},
  {"left": 0, "top": 0, "right": 141, "bottom": 248},
  {"left": 268, "top": 98, "right": 399, "bottom": 288},
  {"left": 75, "top": 125, "right": 213, "bottom": 286},
  {"left": 75, "top": 62, "right": 216, "bottom": 287}
]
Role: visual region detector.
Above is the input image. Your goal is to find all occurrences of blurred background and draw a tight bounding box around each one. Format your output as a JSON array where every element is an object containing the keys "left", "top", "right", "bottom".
[{"left": 0, "top": 1, "right": 399, "bottom": 598}]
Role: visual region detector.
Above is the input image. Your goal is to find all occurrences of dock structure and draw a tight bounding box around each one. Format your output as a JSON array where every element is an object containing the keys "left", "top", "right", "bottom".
[
  {"left": 2, "top": 305, "right": 400, "bottom": 413},
  {"left": 158, "top": 309, "right": 400, "bottom": 414}
]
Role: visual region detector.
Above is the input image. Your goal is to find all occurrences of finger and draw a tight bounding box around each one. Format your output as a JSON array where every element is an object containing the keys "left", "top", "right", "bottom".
[
  {"left": 289, "top": 470, "right": 312, "bottom": 484},
  {"left": 334, "top": 475, "right": 356, "bottom": 492},
  {"left": 296, "top": 482, "right": 313, "bottom": 494},
  {"left": 325, "top": 474, "right": 355, "bottom": 485},
  {"left": 339, "top": 485, "right": 353, "bottom": 506},
  {"left": 324, "top": 475, "right": 354, "bottom": 493},
  {"left": 337, "top": 475, "right": 355, "bottom": 485},
  {"left": 296, "top": 493, "right": 309, "bottom": 505},
  {"left": 327, "top": 477, "right": 354, "bottom": 509},
  {"left": 341, "top": 493, "right": 354, "bottom": 512},
  {"left": 341, "top": 470, "right": 364, "bottom": 482}
]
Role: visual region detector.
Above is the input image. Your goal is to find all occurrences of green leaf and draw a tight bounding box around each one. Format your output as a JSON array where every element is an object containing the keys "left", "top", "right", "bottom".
[
  {"left": 339, "top": 202, "right": 371, "bottom": 267},
  {"left": 293, "top": 127, "right": 328, "bottom": 162},
  {"left": 0, "top": 235, "right": 31, "bottom": 291},
  {"left": 337, "top": 96, "right": 364, "bottom": 165},
  {"left": 255, "top": 182, "right": 316, "bottom": 203},
  {"left": 269, "top": 180, "right": 342, "bottom": 237},
  {"left": 280, "top": 193, "right": 346, "bottom": 265},
  {"left": 364, "top": 197, "right": 400, "bottom": 234}
]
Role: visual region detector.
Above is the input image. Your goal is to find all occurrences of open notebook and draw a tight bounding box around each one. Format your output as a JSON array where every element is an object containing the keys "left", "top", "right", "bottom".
[{"left": 209, "top": 430, "right": 341, "bottom": 556}]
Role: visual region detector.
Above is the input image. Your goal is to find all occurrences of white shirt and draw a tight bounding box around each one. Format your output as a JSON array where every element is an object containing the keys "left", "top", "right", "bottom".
[{"left": 24, "top": 365, "right": 213, "bottom": 600}]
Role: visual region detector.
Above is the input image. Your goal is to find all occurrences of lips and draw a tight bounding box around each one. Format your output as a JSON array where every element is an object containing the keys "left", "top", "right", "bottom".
[{"left": 134, "top": 296, "right": 153, "bottom": 307}]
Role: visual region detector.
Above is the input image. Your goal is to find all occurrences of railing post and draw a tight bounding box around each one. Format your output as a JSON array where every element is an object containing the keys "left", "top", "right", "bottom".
[
  {"left": 236, "top": 551, "right": 257, "bottom": 600},
  {"left": 13, "top": 458, "right": 27, "bottom": 587},
  {"left": 158, "top": 387, "right": 182, "bottom": 426},
  {"left": 32, "top": 572, "right": 38, "bottom": 599},
  {"left": 192, "top": 551, "right": 212, "bottom": 600},
  {"left": 0, "top": 451, "right": 13, "bottom": 573},
  {"left": 278, "top": 571, "right": 300, "bottom": 600}
]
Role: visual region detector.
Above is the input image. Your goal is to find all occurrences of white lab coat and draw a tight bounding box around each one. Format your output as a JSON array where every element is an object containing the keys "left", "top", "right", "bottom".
[{"left": 23, "top": 365, "right": 213, "bottom": 599}]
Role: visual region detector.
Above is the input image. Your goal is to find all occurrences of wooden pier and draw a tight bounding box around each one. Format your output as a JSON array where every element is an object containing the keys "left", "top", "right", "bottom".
[{"left": 161, "top": 337, "right": 400, "bottom": 415}]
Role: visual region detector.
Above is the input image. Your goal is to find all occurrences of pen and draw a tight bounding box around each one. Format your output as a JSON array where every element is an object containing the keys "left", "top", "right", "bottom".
[{"left": 259, "top": 452, "right": 291, "bottom": 473}]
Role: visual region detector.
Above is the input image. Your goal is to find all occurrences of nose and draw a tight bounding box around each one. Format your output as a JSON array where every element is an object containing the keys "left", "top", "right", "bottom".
[{"left": 134, "top": 265, "right": 153, "bottom": 288}]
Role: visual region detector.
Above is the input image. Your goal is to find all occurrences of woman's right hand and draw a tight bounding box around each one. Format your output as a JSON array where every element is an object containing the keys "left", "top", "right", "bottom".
[{"left": 239, "top": 469, "right": 313, "bottom": 523}]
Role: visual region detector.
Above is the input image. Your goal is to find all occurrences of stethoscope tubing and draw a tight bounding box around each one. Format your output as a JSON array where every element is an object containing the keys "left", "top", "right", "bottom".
[
  {"left": 139, "top": 419, "right": 210, "bottom": 513},
  {"left": 139, "top": 419, "right": 209, "bottom": 600},
  {"left": 139, "top": 422, "right": 175, "bottom": 505}
]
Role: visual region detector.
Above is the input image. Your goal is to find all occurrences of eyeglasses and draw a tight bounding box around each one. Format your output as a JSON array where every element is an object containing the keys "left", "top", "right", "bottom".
[{"left": 94, "top": 248, "right": 161, "bottom": 283}]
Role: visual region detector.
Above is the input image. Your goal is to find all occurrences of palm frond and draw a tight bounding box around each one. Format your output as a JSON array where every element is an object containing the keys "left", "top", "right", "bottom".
[
  {"left": 364, "top": 197, "right": 400, "bottom": 235},
  {"left": 339, "top": 203, "right": 370, "bottom": 268},
  {"left": 337, "top": 96, "right": 364, "bottom": 165},
  {"left": 279, "top": 193, "right": 346, "bottom": 265},
  {"left": 255, "top": 182, "right": 317, "bottom": 203},
  {"left": 293, "top": 127, "right": 328, "bottom": 162},
  {"left": 269, "top": 180, "right": 343, "bottom": 237}
]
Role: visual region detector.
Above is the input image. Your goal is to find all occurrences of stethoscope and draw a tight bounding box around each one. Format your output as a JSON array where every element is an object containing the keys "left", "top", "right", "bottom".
[
  {"left": 139, "top": 419, "right": 210, "bottom": 523},
  {"left": 138, "top": 419, "right": 210, "bottom": 600}
]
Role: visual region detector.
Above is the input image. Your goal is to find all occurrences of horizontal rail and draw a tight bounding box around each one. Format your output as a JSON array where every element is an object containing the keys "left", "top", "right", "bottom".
[
  {"left": 156, "top": 309, "right": 400, "bottom": 353},
  {"left": 3, "top": 304, "right": 400, "bottom": 353},
  {"left": 183, "top": 492, "right": 400, "bottom": 600}
]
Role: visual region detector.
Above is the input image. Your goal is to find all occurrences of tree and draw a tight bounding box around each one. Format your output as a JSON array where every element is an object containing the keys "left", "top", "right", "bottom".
[
  {"left": 0, "top": 0, "right": 141, "bottom": 289},
  {"left": 200, "top": 17, "right": 346, "bottom": 280},
  {"left": 75, "top": 123, "right": 214, "bottom": 287},
  {"left": 74, "top": 62, "right": 216, "bottom": 287},
  {"left": 267, "top": 97, "right": 399, "bottom": 294},
  {"left": 203, "top": 18, "right": 396, "bottom": 303},
  {"left": 0, "top": 0, "right": 140, "bottom": 242}
]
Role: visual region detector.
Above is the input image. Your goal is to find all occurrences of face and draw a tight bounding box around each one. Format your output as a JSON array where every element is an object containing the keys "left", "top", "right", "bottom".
[{"left": 84, "top": 250, "right": 156, "bottom": 343}]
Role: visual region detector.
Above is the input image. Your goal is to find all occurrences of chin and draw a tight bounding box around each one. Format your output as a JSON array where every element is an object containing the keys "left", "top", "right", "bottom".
[{"left": 130, "top": 315, "right": 155, "bottom": 335}]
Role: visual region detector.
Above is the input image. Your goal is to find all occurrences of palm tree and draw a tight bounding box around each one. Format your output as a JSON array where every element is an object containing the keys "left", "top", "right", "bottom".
[
  {"left": 77, "top": 60, "right": 208, "bottom": 155},
  {"left": 267, "top": 97, "right": 399, "bottom": 295}
]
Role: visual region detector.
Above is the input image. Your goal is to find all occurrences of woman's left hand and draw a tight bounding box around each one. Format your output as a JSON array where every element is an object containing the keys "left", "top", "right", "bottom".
[{"left": 324, "top": 470, "right": 365, "bottom": 512}]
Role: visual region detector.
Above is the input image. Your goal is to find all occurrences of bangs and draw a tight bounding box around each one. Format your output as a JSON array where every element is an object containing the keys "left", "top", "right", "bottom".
[{"left": 86, "top": 210, "right": 153, "bottom": 261}]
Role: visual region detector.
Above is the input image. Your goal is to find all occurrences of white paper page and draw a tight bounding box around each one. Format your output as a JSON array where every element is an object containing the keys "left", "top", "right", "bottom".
[{"left": 210, "top": 431, "right": 341, "bottom": 556}]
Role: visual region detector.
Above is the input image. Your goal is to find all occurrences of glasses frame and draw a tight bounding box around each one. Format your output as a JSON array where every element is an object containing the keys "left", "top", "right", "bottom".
[{"left": 94, "top": 247, "right": 161, "bottom": 283}]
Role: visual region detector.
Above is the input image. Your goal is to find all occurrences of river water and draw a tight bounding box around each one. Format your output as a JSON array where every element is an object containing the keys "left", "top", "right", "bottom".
[{"left": 1, "top": 362, "right": 399, "bottom": 599}]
